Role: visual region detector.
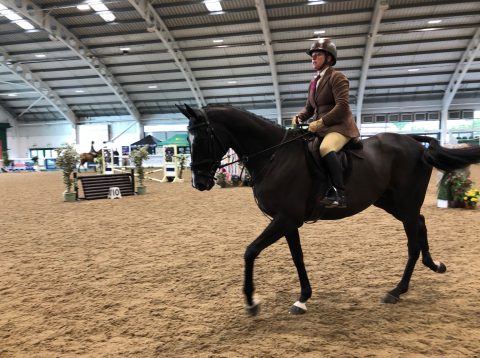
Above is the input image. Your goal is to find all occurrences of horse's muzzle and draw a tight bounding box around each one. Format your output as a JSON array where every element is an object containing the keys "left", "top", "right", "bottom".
[{"left": 192, "top": 173, "right": 214, "bottom": 191}]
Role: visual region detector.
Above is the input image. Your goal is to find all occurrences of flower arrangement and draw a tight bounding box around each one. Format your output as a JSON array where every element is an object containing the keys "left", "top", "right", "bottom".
[
  {"left": 444, "top": 171, "right": 472, "bottom": 203},
  {"left": 464, "top": 188, "right": 479, "bottom": 209}
]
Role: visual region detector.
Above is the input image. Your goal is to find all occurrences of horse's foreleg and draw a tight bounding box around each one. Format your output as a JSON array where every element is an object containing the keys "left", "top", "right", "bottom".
[
  {"left": 244, "top": 216, "right": 288, "bottom": 316},
  {"left": 286, "top": 229, "right": 311, "bottom": 315}
]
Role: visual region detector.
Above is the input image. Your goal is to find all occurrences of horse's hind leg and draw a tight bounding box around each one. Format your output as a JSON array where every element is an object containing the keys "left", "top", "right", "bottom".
[
  {"left": 383, "top": 216, "right": 421, "bottom": 303},
  {"left": 418, "top": 215, "right": 447, "bottom": 273},
  {"left": 285, "top": 229, "right": 312, "bottom": 315},
  {"left": 383, "top": 215, "right": 446, "bottom": 304}
]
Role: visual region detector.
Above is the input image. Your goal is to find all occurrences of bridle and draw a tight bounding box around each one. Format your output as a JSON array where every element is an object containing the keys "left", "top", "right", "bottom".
[
  {"left": 187, "top": 115, "right": 228, "bottom": 181},
  {"left": 188, "top": 110, "right": 311, "bottom": 182}
]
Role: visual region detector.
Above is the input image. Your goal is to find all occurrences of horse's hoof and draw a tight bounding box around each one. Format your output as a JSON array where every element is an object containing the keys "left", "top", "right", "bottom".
[
  {"left": 288, "top": 301, "right": 307, "bottom": 315},
  {"left": 436, "top": 261, "right": 447, "bottom": 273},
  {"left": 245, "top": 303, "right": 260, "bottom": 316},
  {"left": 382, "top": 293, "right": 400, "bottom": 304}
]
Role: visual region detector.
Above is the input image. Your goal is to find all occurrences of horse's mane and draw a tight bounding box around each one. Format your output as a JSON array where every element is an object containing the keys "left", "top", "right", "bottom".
[{"left": 203, "top": 104, "right": 285, "bottom": 130}]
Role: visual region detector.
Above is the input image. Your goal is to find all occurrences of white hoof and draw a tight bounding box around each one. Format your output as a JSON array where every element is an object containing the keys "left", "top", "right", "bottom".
[{"left": 289, "top": 301, "right": 307, "bottom": 315}]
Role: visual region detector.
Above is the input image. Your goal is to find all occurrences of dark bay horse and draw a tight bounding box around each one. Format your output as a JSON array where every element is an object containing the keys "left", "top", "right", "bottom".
[{"left": 178, "top": 104, "right": 480, "bottom": 316}]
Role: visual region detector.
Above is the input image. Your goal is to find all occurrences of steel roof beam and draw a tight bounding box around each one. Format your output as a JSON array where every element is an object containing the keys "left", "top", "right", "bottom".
[
  {"left": 0, "top": 0, "right": 141, "bottom": 123},
  {"left": 440, "top": 27, "right": 480, "bottom": 143},
  {"left": 127, "top": 0, "right": 206, "bottom": 108},
  {"left": 0, "top": 48, "right": 77, "bottom": 126},
  {"left": 255, "top": 0, "right": 282, "bottom": 125},
  {"left": 355, "top": 0, "right": 389, "bottom": 127}
]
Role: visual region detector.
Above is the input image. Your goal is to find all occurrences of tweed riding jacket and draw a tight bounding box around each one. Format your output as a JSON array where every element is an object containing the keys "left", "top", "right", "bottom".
[{"left": 297, "top": 67, "right": 360, "bottom": 139}]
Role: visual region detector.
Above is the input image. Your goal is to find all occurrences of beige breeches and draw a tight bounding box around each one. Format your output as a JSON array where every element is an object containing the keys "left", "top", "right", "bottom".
[{"left": 319, "top": 132, "right": 350, "bottom": 157}]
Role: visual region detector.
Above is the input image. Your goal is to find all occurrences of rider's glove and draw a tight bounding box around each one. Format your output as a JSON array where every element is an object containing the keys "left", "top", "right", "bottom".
[{"left": 308, "top": 118, "right": 324, "bottom": 133}]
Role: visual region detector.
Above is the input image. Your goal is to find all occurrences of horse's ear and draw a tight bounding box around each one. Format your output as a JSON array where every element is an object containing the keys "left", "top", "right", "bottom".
[
  {"left": 176, "top": 104, "right": 191, "bottom": 119},
  {"left": 184, "top": 104, "right": 197, "bottom": 119}
]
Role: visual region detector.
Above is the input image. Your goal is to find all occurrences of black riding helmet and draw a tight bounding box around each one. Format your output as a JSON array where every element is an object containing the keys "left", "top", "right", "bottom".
[{"left": 306, "top": 39, "right": 337, "bottom": 66}]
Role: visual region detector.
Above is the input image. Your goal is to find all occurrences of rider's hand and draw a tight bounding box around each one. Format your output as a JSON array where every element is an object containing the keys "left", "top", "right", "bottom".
[
  {"left": 291, "top": 115, "right": 301, "bottom": 128},
  {"left": 308, "top": 118, "right": 324, "bottom": 133}
]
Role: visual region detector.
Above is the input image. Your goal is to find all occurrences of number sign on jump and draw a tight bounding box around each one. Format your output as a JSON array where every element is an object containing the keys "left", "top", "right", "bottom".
[{"left": 108, "top": 187, "right": 122, "bottom": 199}]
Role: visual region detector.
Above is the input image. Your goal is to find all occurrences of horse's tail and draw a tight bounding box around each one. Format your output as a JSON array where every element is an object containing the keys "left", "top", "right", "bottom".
[{"left": 410, "top": 135, "right": 480, "bottom": 171}]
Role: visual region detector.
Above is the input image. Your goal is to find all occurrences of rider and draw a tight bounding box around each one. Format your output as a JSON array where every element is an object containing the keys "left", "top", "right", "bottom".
[
  {"left": 89, "top": 140, "right": 98, "bottom": 157},
  {"left": 89, "top": 141, "right": 97, "bottom": 155},
  {"left": 292, "top": 39, "right": 360, "bottom": 208}
]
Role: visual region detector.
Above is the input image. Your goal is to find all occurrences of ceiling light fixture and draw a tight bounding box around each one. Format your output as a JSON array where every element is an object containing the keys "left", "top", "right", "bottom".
[
  {"left": 119, "top": 47, "right": 131, "bottom": 51},
  {"left": 213, "top": 39, "right": 224, "bottom": 43},
  {"left": 308, "top": 0, "right": 326, "bottom": 5},
  {"left": 314, "top": 30, "right": 325, "bottom": 34},
  {"left": 85, "top": 1, "right": 115, "bottom": 22},
  {"left": 88, "top": 1, "right": 108, "bottom": 11},
  {"left": 204, "top": 0, "right": 222, "bottom": 12},
  {"left": 99, "top": 11, "right": 115, "bottom": 22},
  {"left": 14, "top": 20, "right": 35, "bottom": 30},
  {"left": 416, "top": 27, "right": 442, "bottom": 32},
  {"left": 407, "top": 68, "right": 419, "bottom": 72},
  {"left": 77, "top": 4, "right": 90, "bottom": 11},
  {"left": 75, "top": 90, "right": 85, "bottom": 93},
  {"left": 35, "top": 54, "right": 46, "bottom": 58},
  {"left": 0, "top": 6, "right": 37, "bottom": 31},
  {"left": 8, "top": 93, "right": 17, "bottom": 96},
  {"left": 227, "top": 81, "right": 237, "bottom": 84},
  {"left": 2, "top": 10, "right": 22, "bottom": 21},
  {"left": 148, "top": 85, "right": 158, "bottom": 89},
  {"left": 427, "top": 19, "right": 442, "bottom": 24}
]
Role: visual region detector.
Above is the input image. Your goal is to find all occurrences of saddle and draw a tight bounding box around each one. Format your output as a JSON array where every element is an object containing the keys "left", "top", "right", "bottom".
[{"left": 305, "top": 134, "right": 364, "bottom": 178}]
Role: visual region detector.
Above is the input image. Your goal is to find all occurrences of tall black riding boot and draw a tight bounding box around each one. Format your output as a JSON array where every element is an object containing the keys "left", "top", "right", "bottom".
[{"left": 321, "top": 151, "right": 347, "bottom": 208}]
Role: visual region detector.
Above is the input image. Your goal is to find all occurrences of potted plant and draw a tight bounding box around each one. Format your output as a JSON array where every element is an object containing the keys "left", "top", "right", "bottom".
[
  {"left": 95, "top": 152, "right": 104, "bottom": 173},
  {"left": 176, "top": 154, "right": 187, "bottom": 180},
  {"left": 129, "top": 144, "right": 149, "bottom": 194},
  {"left": 55, "top": 144, "right": 80, "bottom": 202}
]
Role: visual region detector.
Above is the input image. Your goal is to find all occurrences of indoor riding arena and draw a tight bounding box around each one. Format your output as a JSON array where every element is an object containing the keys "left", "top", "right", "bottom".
[
  {"left": 1, "top": 0, "right": 480, "bottom": 357},
  {"left": 1, "top": 167, "right": 479, "bottom": 356}
]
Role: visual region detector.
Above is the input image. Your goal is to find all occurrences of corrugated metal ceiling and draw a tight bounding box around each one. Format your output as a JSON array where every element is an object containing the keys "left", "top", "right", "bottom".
[{"left": 0, "top": 0, "right": 479, "bottom": 125}]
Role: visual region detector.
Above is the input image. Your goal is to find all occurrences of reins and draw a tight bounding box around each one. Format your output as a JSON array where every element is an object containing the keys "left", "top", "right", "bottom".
[{"left": 189, "top": 109, "right": 311, "bottom": 183}]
